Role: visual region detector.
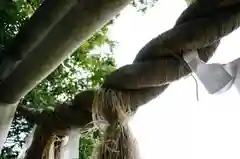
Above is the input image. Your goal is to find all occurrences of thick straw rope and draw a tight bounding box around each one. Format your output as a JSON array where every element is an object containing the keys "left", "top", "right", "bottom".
[
  {"left": 24, "top": 1, "right": 240, "bottom": 159},
  {"left": 80, "top": 2, "right": 240, "bottom": 158}
]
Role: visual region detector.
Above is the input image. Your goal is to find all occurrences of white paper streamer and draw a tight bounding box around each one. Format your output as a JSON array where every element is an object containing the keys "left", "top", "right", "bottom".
[
  {"left": 184, "top": 51, "right": 240, "bottom": 95},
  {"left": 224, "top": 58, "right": 240, "bottom": 94},
  {"left": 61, "top": 130, "right": 80, "bottom": 159}
]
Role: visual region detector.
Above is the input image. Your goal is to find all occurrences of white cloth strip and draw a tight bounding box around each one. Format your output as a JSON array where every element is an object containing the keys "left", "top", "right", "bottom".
[{"left": 183, "top": 51, "right": 239, "bottom": 94}]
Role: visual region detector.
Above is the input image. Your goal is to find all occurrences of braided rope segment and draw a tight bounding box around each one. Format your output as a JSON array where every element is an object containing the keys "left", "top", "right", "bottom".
[
  {"left": 69, "top": 1, "right": 240, "bottom": 117},
  {"left": 71, "top": 2, "right": 240, "bottom": 158}
]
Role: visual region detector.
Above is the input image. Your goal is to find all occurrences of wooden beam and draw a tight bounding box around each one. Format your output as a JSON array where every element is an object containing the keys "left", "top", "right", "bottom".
[
  {"left": 0, "top": 0, "right": 131, "bottom": 151},
  {"left": 0, "top": 0, "right": 77, "bottom": 80},
  {"left": 0, "top": 0, "right": 130, "bottom": 104}
]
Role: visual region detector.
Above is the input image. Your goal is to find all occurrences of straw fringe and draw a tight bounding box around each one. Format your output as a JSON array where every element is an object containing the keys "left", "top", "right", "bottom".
[{"left": 91, "top": 88, "right": 139, "bottom": 159}]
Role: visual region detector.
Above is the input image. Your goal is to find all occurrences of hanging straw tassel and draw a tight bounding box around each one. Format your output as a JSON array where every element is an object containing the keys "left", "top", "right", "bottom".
[{"left": 92, "top": 89, "right": 139, "bottom": 159}]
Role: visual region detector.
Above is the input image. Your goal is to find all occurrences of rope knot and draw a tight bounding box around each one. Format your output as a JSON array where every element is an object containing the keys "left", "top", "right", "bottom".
[
  {"left": 91, "top": 88, "right": 138, "bottom": 159},
  {"left": 92, "top": 88, "right": 131, "bottom": 129}
]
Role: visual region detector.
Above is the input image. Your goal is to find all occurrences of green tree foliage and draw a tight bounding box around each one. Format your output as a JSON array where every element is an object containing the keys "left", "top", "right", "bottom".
[
  {"left": 0, "top": 0, "right": 38, "bottom": 53},
  {"left": 132, "top": 0, "right": 158, "bottom": 12},
  {"left": 79, "top": 129, "right": 101, "bottom": 158}
]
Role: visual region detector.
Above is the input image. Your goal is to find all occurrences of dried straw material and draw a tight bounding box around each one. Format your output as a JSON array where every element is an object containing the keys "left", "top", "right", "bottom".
[
  {"left": 92, "top": 89, "right": 139, "bottom": 159},
  {"left": 42, "top": 135, "right": 64, "bottom": 159}
]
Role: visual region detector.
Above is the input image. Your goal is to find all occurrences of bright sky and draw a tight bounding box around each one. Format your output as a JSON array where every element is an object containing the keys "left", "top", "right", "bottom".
[{"left": 108, "top": 0, "right": 240, "bottom": 159}]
